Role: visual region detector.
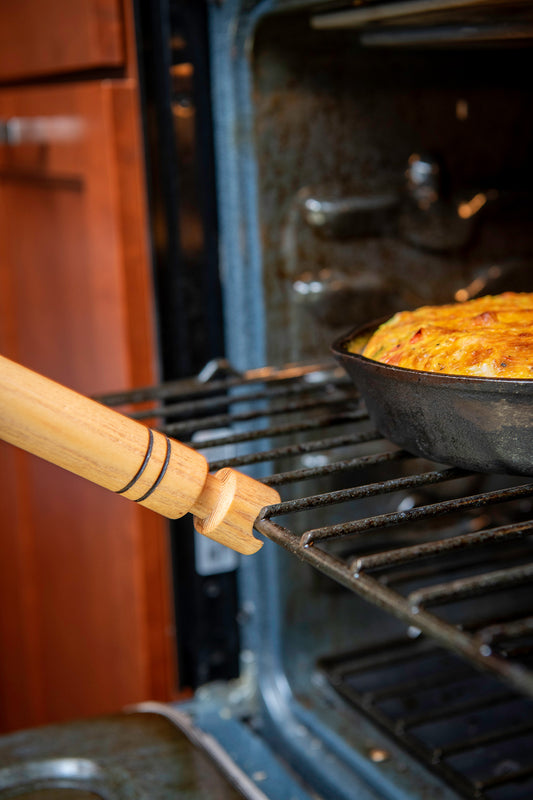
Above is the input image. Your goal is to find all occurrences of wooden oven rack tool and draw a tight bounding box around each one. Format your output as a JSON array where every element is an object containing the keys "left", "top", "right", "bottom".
[{"left": 0, "top": 355, "right": 280, "bottom": 554}]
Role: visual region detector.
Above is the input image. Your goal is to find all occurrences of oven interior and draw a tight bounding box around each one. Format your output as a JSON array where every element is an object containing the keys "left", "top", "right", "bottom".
[
  {"left": 164, "top": 1, "right": 533, "bottom": 797},
  {"left": 247, "top": 2, "right": 533, "bottom": 370},
  {"left": 100, "top": 360, "right": 533, "bottom": 800}
]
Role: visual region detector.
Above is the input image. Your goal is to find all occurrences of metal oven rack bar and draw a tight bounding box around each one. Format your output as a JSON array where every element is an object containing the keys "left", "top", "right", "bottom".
[{"left": 100, "top": 360, "right": 533, "bottom": 703}]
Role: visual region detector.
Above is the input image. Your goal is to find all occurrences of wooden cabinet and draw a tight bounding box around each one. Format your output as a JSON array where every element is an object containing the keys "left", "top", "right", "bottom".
[
  {"left": 0, "top": 2, "right": 177, "bottom": 732},
  {"left": 0, "top": 0, "right": 124, "bottom": 81}
]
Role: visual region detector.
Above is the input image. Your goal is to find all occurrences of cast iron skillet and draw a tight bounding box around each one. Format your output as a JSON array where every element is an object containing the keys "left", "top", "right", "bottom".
[{"left": 332, "top": 319, "right": 533, "bottom": 476}]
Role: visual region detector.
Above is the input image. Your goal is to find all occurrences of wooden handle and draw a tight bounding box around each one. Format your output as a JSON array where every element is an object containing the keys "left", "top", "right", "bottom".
[{"left": 0, "top": 354, "right": 280, "bottom": 554}]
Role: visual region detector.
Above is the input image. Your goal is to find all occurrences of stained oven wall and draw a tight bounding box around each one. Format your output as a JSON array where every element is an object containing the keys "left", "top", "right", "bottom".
[{"left": 249, "top": 12, "right": 533, "bottom": 366}]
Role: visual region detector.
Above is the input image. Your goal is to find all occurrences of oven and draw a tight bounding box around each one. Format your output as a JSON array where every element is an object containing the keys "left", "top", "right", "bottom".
[
  {"left": 2, "top": 1, "right": 533, "bottom": 799},
  {"left": 139, "top": 1, "right": 533, "bottom": 796}
]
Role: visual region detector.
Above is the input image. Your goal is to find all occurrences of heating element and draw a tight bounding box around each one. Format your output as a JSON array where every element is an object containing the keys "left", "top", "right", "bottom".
[{"left": 101, "top": 361, "right": 533, "bottom": 799}]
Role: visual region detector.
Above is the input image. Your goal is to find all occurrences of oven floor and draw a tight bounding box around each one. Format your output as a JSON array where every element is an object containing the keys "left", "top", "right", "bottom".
[
  {"left": 320, "top": 636, "right": 533, "bottom": 800},
  {"left": 0, "top": 710, "right": 245, "bottom": 799}
]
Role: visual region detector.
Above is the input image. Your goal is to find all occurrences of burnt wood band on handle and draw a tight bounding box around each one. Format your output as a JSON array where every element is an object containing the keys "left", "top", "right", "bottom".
[{"left": 0, "top": 354, "right": 280, "bottom": 554}]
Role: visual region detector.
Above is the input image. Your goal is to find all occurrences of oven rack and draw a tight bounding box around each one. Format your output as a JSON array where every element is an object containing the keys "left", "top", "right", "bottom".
[
  {"left": 319, "top": 636, "right": 533, "bottom": 800},
  {"left": 100, "top": 360, "right": 533, "bottom": 700}
]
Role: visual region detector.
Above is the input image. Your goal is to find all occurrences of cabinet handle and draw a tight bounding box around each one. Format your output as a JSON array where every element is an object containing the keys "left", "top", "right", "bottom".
[
  {"left": 0, "top": 115, "right": 84, "bottom": 146},
  {"left": 0, "top": 354, "right": 280, "bottom": 554}
]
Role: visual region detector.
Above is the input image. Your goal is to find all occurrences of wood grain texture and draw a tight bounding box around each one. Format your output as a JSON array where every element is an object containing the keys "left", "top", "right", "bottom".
[
  {"left": 0, "top": 353, "right": 279, "bottom": 553},
  {"left": 0, "top": 77, "right": 177, "bottom": 732},
  {"left": 0, "top": 0, "right": 124, "bottom": 81},
  {"left": 0, "top": 354, "right": 209, "bottom": 518}
]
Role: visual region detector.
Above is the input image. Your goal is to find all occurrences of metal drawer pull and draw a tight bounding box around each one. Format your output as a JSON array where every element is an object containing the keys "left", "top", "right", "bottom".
[{"left": 0, "top": 115, "right": 84, "bottom": 145}]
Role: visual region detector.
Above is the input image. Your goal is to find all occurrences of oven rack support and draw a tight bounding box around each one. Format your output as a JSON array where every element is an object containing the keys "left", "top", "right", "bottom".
[{"left": 99, "top": 360, "right": 533, "bottom": 700}]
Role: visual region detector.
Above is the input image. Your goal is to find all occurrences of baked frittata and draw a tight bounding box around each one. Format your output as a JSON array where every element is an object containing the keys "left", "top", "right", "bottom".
[{"left": 353, "top": 292, "right": 533, "bottom": 379}]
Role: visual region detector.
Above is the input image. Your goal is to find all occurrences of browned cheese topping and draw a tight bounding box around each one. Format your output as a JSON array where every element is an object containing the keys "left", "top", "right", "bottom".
[{"left": 353, "top": 292, "right": 533, "bottom": 379}]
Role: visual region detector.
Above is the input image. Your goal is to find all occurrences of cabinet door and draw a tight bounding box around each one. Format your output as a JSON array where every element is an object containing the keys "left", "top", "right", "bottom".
[
  {"left": 0, "top": 81, "right": 176, "bottom": 732},
  {"left": 0, "top": 0, "right": 124, "bottom": 81}
]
